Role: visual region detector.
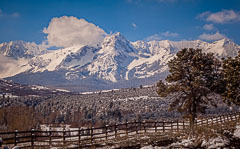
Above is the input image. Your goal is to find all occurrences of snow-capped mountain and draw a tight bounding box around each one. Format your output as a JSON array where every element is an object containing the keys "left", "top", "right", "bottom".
[
  {"left": 0, "top": 40, "right": 46, "bottom": 59},
  {"left": 0, "top": 41, "right": 47, "bottom": 78},
  {"left": 1, "top": 33, "right": 240, "bottom": 91},
  {"left": 87, "top": 32, "right": 138, "bottom": 82}
]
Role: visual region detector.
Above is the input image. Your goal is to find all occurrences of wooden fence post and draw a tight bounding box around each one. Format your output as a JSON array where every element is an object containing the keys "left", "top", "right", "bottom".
[
  {"left": 230, "top": 114, "right": 233, "bottom": 122},
  {"left": 182, "top": 120, "right": 185, "bottom": 130},
  {"left": 90, "top": 127, "right": 93, "bottom": 143},
  {"left": 126, "top": 122, "right": 128, "bottom": 137},
  {"left": 215, "top": 116, "right": 218, "bottom": 125},
  {"left": 195, "top": 119, "right": 198, "bottom": 130},
  {"left": 135, "top": 121, "right": 138, "bottom": 135},
  {"left": 31, "top": 129, "right": 34, "bottom": 149},
  {"left": 220, "top": 116, "right": 223, "bottom": 124},
  {"left": 49, "top": 127, "right": 52, "bottom": 147},
  {"left": 63, "top": 129, "right": 66, "bottom": 147},
  {"left": 155, "top": 121, "right": 157, "bottom": 133},
  {"left": 176, "top": 120, "right": 179, "bottom": 132},
  {"left": 143, "top": 121, "right": 146, "bottom": 133},
  {"left": 211, "top": 117, "right": 214, "bottom": 126},
  {"left": 78, "top": 128, "right": 81, "bottom": 146},
  {"left": 234, "top": 113, "right": 238, "bottom": 121},
  {"left": 105, "top": 125, "right": 108, "bottom": 141},
  {"left": 139, "top": 122, "right": 142, "bottom": 134},
  {"left": 14, "top": 130, "right": 18, "bottom": 146},
  {"left": 206, "top": 118, "right": 209, "bottom": 127},
  {"left": 114, "top": 123, "right": 117, "bottom": 139},
  {"left": 227, "top": 114, "right": 230, "bottom": 122},
  {"left": 163, "top": 121, "right": 165, "bottom": 132}
]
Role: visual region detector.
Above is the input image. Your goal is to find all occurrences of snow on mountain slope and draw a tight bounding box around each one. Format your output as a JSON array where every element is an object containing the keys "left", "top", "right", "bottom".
[
  {"left": 205, "top": 38, "right": 240, "bottom": 58},
  {"left": 1, "top": 34, "right": 240, "bottom": 90},
  {"left": 0, "top": 55, "right": 30, "bottom": 78},
  {"left": 128, "top": 40, "right": 209, "bottom": 80},
  {"left": 29, "top": 45, "right": 85, "bottom": 72},
  {"left": 0, "top": 40, "right": 46, "bottom": 59},
  {"left": 0, "top": 41, "right": 46, "bottom": 78},
  {"left": 87, "top": 33, "right": 138, "bottom": 82}
]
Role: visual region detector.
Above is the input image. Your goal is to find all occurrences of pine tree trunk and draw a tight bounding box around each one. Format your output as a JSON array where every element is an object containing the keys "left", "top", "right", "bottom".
[
  {"left": 191, "top": 99, "right": 197, "bottom": 135},
  {"left": 189, "top": 114, "right": 195, "bottom": 133},
  {"left": 189, "top": 98, "right": 196, "bottom": 135}
]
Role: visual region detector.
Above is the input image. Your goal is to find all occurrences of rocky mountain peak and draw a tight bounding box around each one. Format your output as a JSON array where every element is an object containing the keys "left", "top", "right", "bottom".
[
  {"left": 207, "top": 38, "right": 240, "bottom": 58},
  {"left": 101, "top": 32, "right": 135, "bottom": 54},
  {"left": 0, "top": 40, "right": 46, "bottom": 59}
]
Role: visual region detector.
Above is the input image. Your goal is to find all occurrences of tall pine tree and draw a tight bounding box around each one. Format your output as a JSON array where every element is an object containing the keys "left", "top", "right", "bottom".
[
  {"left": 222, "top": 52, "right": 240, "bottom": 105},
  {"left": 157, "top": 48, "right": 221, "bottom": 131}
]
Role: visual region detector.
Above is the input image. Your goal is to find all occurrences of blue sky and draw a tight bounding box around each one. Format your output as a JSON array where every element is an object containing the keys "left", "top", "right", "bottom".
[{"left": 0, "top": 0, "right": 240, "bottom": 47}]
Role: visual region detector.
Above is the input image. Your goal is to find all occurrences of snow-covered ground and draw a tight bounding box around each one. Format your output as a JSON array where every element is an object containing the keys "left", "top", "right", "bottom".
[{"left": 140, "top": 123, "right": 240, "bottom": 149}]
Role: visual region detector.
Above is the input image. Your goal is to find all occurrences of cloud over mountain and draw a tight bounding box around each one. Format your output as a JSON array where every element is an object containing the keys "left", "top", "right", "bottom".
[
  {"left": 203, "top": 24, "right": 215, "bottom": 31},
  {"left": 145, "top": 31, "right": 179, "bottom": 41},
  {"left": 199, "top": 10, "right": 240, "bottom": 24},
  {"left": 198, "top": 32, "right": 226, "bottom": 41},
  {"left": 43, "top": 16, "right": 107, "bottom": 48}
]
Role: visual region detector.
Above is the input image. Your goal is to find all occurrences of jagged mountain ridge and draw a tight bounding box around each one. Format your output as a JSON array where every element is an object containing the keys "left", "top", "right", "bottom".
[
  {"left": 1, "top": 33, "right": 240, "bottom": 91},
  {"left": 0, "top": 40, "right": 46, "bottom": 59}
]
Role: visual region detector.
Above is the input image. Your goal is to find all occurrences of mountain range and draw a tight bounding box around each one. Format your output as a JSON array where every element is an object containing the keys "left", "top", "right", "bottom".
[{"left": 0, "top": 33, "right": 239, "bottom": 92}]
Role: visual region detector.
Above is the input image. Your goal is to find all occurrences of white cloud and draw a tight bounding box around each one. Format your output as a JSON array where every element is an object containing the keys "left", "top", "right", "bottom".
[
  {"left": 203, "top": 24, "right": 214, "bottom": 30},
  {"left": 145, "top": 34, "right": 162, "bottom": 41},
  {"left": 198, "top": 11, "right": 210, "bottom": 18},
  {"left": 132, "top": 23, "right": 137, "bottom": 29},
  {"left": 161, "top": 31, "right": 179, "bottom": 37},
  {"left": 199, "top": 10, "right": 240, "bottom": 24},
  {"left": 0, "top": 9, "right": 20, "bottom": 18},
  {"left": 43, "top": 16, "right": 107, "bottom": 48},
  {"left": 198, "top": 32, "right": 226, "bottom": 41},
  {"left": 145, "top": 31, "right": 179, "bottom": 41}
]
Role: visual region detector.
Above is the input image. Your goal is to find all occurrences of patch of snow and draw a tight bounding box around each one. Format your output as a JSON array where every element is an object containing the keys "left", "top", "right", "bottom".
[
  {"left": 141, "top": 145, "right": 166, "bottom": 149},
  {"left": 81, "top": 91, "right": 95, "bottom": 95},
  {"left": 31, "top": 85, "right": 49, "bottom": 90},
  {"left": 55, "top": 88, "right": 70, "bottom": 92},
  {"left": 113, "top": 96, "right": 150, "bottom": 102},
  {"left": 170, "top": 138, "right": 195, "bottom": 148},
  {"left": 233, "top": 124, "right": 240, "bottom": 138},
  {"left": 201, "top": 136, "right": 230, "bottom": 149},
  {"left": 30, "top": 45, "right": 84, "bottom": 72}
]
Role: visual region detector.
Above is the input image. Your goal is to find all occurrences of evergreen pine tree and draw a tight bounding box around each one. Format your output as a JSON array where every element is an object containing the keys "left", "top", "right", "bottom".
[
  {"left": 157, "top": 48, "right": 221, "bottom": 131},
  {"left": 222, "top": 52, "right": 240, "bottom": 104}
]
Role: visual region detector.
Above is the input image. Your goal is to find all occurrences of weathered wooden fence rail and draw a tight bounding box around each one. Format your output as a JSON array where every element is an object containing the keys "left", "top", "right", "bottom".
[{"left": 0, "top": 112, "right": 239, "bottom": 148}]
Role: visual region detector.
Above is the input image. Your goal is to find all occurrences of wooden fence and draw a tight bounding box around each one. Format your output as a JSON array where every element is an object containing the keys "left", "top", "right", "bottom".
[{"left": 0, "top": 112, "right": 239, "bottom": 148}]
